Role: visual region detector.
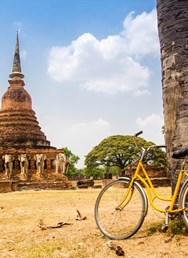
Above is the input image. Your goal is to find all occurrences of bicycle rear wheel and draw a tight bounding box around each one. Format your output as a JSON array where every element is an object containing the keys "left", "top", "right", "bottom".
[
  {"left": 94, "top": 178, "right": 148, "bottom": 240},
  {"left": 179, "top": 182, "right": 188, "bottom": 228}
]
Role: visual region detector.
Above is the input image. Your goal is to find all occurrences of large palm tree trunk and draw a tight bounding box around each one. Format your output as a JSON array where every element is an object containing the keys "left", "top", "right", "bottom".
[{"left": 156, "top": 0, "right": 188, "bottom": 192}]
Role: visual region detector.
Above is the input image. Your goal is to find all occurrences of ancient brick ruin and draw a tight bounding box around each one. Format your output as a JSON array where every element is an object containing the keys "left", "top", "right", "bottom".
[{"left": 0, "top": 33, "right": 71, "bottom": 191}]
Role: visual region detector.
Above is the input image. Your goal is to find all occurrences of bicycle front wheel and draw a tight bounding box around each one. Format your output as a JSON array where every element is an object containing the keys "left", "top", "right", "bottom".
[
  {"left": 94, "top": 178, "right": 148, "bottom": 240},
  {"left": 179, "top": 182, "right": 188, "bottom": 228}
]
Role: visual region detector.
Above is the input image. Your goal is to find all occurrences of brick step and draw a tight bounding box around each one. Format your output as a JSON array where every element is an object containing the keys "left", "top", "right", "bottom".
[
  {"left": 0, "top": 180, "right": 73, "bottom": 192},
  {"left": 17, "top": 181, "right": 72, "bottom": 191}
]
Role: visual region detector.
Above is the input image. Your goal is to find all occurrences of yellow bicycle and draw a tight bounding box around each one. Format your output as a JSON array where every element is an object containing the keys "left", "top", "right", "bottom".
[{"left": 94, "top": 131, "right": 188, "bottom": 239}]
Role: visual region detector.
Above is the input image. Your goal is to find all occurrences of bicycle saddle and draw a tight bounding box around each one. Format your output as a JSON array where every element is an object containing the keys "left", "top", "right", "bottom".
[{"left": 172, "top": 147, "right": 188, "bottom": 159}]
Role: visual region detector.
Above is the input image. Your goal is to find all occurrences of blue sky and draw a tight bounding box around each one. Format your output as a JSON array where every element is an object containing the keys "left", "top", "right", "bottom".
[{"left": 0, "top": 0, "right": 164, "bottom": 168}]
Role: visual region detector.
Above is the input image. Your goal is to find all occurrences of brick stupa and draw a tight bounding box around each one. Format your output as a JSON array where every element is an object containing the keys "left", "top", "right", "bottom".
[
  {"left": 0, "top": 32, "right": 53, "bottom": 150},
  {"left": 0, "top": 33, "right": 71, "bottom": 191}
]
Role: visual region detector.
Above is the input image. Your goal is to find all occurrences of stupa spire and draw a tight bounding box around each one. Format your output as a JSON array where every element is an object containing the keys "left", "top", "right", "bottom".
[
  {"left": 0, "top": 33, "right": 53, "bottom": 150},
  {"left": 9, "top": 31, "right": 24, "bottom": 80}
]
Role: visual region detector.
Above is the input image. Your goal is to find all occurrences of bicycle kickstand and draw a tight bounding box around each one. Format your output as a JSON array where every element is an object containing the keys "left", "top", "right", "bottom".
[{"left": 160, "top": 209, "right": 169, "bottom": 233}]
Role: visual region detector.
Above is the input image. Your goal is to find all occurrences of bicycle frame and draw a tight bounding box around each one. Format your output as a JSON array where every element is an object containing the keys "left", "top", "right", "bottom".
[{"left": 116, "top": 160, "right": 188, "bottom": 214}]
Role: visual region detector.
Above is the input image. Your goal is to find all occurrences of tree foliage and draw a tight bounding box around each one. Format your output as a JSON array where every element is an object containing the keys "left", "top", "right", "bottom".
[
  {"left": 83, "top": 166, "right": 106, "bottom": 179},
  {"left": 85, "top": 135, "right": 167, "bottom": 171}
]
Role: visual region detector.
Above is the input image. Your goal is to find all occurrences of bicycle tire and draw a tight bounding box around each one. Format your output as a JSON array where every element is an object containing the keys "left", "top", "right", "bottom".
[
  {"left": 94, "top": 177, "right": 148, "bottom": 240},
  {"left": 179, "top": 181, "right": 188, "bottom": 228}
]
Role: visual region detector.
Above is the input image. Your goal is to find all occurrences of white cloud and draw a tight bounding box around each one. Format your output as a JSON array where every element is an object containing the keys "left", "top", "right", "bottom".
[
  {"left": 136, "top": 114, "right": 164, "bottom": 144},
  {"left": 133, "top": 89, "right": 150, "bottom": 96},
  {"left": 48, "top": 9, "right": 159, "bottom": 95},
  {"left": 41, "top": 116, "right": 112, "bottom": 168},
  {"left": 122, "top": 9, "right": 159, "bottom": 58},
  {"left": 64, "top": 119, "right": 112, "bottom": 168},
  {"left": 43, "top": 113, "right": 164, "bottom": 167}
]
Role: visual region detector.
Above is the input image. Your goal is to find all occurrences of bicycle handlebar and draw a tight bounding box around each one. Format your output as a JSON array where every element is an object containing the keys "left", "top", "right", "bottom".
[
  {"left": 148, "top": 145, "right": 166, "bottom": 149},
  {"left": 134, "top": 131, "right": 143, "bottom": 137},
  {"left": 133, "top": 131, "right": 166, "bottom": 161},
  {"left": 132, "top": 132, "right": 166, "bottom": 159}
]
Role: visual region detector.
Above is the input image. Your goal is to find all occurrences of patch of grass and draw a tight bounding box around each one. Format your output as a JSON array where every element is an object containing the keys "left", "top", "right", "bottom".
[
  {"left": 22, "top": 240, "right": 69, "bottom": 258},
  {"left": 168, "top": 217, "right": 188, "bottom": 235},
  {"left": 21, "top": 237, "right": 99, "bottom": 258},
  {"left": 147, "top": 222, "right": 161, "bottom": 236},
  {"left": 146, "top": 217, "right": 188, "bottom": 236}
]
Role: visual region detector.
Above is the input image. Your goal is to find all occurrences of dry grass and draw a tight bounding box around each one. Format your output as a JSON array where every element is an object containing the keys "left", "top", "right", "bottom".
[{"left": 0, "top": 187, "right": 187, "bottom": 258}]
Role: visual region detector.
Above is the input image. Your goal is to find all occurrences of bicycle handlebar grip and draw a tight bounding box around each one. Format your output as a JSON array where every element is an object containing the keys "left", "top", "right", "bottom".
[
  {"left": 155, "top": 145, "right": 166, "bottom": 149},
  {"left": 134, "top": 131, "right": 143, "bottom": 137}
]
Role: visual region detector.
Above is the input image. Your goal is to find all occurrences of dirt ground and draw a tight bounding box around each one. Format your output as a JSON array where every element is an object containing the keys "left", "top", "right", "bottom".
[{"left": 0, "top": 187, "right": 187, "bottom": 258}]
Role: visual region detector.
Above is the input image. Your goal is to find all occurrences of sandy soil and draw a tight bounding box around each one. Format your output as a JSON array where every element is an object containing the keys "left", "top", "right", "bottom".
[{"left": 0, "top": 187, "right": 187, "bottom": 258}]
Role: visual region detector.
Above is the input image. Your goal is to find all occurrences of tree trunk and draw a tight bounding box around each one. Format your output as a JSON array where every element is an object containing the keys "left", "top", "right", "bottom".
[{"left": 156, "top": 0, "right": 188, "bottom": 192}]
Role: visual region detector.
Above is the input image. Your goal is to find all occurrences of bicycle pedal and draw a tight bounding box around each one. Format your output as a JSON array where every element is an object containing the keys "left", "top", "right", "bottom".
[{"left": 160, "top": 224, "right": 168, "bottom": 233}]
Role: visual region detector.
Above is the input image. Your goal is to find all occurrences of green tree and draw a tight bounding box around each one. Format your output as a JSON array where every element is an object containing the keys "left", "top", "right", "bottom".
[
  {"left": 83, "top": 166, "right": 106, "bottom": 179},
  {"left": 59, "top": 147, "right": 80, "bottom": 178},
  {"left": 85, "top": 135, "right": 167, "bottom": 173}
]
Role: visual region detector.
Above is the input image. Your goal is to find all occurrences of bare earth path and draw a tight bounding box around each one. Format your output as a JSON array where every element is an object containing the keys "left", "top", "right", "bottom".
[{"left": 0, "top": 187, "right": 187, "bottom": 258}]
